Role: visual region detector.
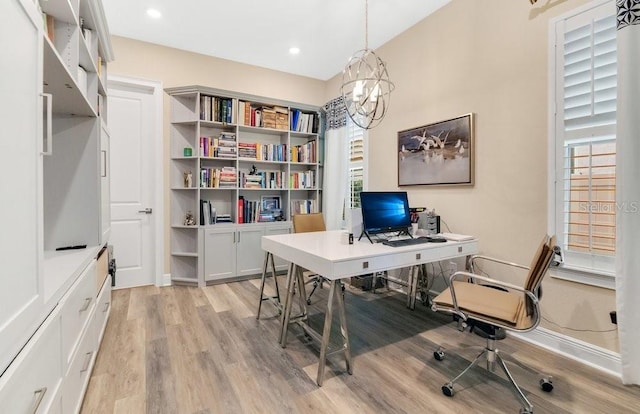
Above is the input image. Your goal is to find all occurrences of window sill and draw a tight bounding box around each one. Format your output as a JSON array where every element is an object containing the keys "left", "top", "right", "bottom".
[{"left": 550, "top": 264, "right": 615, "bottom": 290}]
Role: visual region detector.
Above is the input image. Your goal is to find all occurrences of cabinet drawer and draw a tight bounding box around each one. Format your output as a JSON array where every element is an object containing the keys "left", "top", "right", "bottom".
[
  {"left": 0, "top": 308, "right": 62, "bottom": 414},
  {"left": 95, "top": 275, "right": 112, "bottom": 343},
  {"left": 62, "top": 308, "right": 97, "bottom": 414},
  {"left": 96, "top": 247, "right": 108, "bottom": 295},
  {"left": 60, "top": 259, "right": 97, "bottom": 367}
]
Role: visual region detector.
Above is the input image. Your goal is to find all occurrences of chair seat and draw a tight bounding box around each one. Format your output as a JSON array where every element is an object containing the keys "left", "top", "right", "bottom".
[{"left": 433, "top": 281, "right": 532, "bottom": 328}]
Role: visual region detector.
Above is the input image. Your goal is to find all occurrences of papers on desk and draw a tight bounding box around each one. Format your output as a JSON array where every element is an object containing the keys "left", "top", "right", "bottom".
[{"left": 439, "top": 232, "right": 475, "bottom": 241}]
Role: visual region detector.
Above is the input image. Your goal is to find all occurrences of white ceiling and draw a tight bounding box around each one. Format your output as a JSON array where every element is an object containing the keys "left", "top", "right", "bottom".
[{"left": 102, "top": 0, "right": 451, "bottom": 81}]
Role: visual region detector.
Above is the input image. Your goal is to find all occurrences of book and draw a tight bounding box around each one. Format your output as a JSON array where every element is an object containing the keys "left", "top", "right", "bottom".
[{"left": 237, "top": 196, "right": 244, "bottom": 224}]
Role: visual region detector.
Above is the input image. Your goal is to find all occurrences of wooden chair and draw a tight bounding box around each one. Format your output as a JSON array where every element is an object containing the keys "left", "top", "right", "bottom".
[
  {"left": 292, "top": 213, "right": 326, "bottom": 304},
  {"left": 431, "top": 235, "right": 559, "bottom": 414}
]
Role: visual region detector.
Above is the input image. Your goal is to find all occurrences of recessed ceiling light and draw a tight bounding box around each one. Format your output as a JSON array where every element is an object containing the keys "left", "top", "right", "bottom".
[
  {"left": 289, "top": 47, "right": 300, "bottom": 55},
  {"left": 146, "top": 9, "right": 162, "bottom": 18}
]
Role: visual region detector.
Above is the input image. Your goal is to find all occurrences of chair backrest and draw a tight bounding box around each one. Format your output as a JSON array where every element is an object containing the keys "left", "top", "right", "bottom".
[
  {"left": 292, "top": 213, "right": 326, "bottom": 234},
  {"left": 523, "top": 235, "right": 557, "bottom": 315}
]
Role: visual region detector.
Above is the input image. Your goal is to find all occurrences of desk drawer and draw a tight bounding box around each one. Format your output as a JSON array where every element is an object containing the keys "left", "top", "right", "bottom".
[
  {"left": 60, "top": 259, "right": 97, "bottom": 368},
  {"left": 0, "top": 309, "right": 62, "bottom": 414},
  {"left": 335, "top": 242, "right": 478, "bottom": 277}
]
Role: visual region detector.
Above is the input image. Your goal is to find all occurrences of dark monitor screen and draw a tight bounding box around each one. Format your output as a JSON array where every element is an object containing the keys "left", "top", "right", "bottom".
[{"left": 360, "top": 191, "right": 411, "bottom": 234}]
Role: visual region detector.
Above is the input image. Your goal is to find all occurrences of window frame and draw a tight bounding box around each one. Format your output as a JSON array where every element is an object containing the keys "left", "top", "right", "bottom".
[{"left": 547, "top": 0, "right": 616, "bottom": 290}]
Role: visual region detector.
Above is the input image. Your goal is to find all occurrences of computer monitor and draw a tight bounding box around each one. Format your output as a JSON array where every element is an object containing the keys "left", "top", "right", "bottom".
[{"left": 359, "top": 191, "right": 412, "bottom": 238}]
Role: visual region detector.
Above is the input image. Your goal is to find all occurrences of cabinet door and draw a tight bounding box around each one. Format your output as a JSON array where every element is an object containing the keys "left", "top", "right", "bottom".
[
  {"left": 236, "top": 227, "right": 265, "bottom": 276},
  {"left": 204, "top": 229, "right": 236, "bottom": 282},
  {"left": 100, "top": 122, "right": 111, "bottom": 244},
  {"left": 0, "top": 0, "right": 44, "bottom": 375},
  {"left": 264, "top": 225, "right": 291, "bottom": 272}
]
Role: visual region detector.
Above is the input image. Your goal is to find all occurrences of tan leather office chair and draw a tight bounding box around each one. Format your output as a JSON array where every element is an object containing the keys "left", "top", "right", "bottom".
[
  {"left": 292, "top": 213, "right": 327, "bottom": 304},
  {"left": 431, "top": 235, "right": 559, "bottom": 414}
]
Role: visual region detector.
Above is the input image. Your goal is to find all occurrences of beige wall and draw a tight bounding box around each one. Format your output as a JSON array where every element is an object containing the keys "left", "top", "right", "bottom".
[{"left": 109, "top": 0, "right": 619, "bottom": 352}]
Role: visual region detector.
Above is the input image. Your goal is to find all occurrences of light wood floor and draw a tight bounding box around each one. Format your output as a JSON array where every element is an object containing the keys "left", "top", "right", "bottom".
[{"left": 81, "top": 279, "right": 640, "bottom": 414}]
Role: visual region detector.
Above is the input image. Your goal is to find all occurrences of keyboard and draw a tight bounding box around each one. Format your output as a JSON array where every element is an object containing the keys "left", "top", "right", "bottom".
[{"left": 382, "top": 237, "right": 434, "bottom": 247}]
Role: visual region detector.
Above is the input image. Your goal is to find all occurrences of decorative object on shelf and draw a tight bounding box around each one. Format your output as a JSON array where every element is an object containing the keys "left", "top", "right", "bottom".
[
  {"left": 184, "top": 211, "right": 196, "bottom": 226},
  {"left": 261, "top": 195, "right": 281, "bottom": 211},
  {"left": 397, "top": 113, "right": 475, "bottom": 187},
  {"left": 183, "top": 147, "right": 193, "bottom": 157},
  {"left": 340, "top": 0, "right": 395, "bottom": 130},
  {"left": 183, "top": 170, "right": 193, "bottom": 188},
  {"left": 250, "top": 164, "right": 257, "bottom": 175}
]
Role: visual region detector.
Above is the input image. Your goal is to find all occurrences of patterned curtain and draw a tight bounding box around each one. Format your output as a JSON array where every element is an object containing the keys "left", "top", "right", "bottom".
[
  {"left": 323, "top": 96, "right": 347, "bottom": 131},
  {"left": 615, "top": 0, "right": 640, "bottom": 385},
  {"left": 322, "top": 96, "right": 348, "bottom": 230}
]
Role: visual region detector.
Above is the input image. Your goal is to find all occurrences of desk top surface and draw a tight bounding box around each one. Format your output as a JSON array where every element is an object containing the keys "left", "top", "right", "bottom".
[{"left": 262, "top": 230, "right": 478, "bottom": 279}]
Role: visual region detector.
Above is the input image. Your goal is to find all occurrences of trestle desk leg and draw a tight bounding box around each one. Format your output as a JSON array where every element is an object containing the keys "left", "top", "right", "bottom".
[
  {"left": 279, "top": 263, "right": 297, "bottom": 347},
  {"left": 295, "top": 266, "right": 309, "bottom": 322},
  {"left": 317, "top": 280, "right": 337, "bottom": 386},
  {"left": 335, "top": 280, "right": 353, "bottom": 376},
  {"left": 257, "top": 252, "right": 271, "bottom": 319}
]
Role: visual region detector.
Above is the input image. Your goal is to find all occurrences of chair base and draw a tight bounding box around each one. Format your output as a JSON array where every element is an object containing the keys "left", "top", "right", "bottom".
[{"left": 434, "top": 337, "right": 553, "bottom": 414}]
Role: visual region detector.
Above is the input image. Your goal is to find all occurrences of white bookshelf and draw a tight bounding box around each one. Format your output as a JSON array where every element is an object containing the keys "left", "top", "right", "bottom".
[{"left": 166, "top": 85, "right": 324, "bottom": 286}]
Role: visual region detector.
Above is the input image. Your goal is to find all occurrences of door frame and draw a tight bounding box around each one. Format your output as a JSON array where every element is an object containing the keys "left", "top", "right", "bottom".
[{"left": 107, "top": 75, "right": 166, "bottom": 287}]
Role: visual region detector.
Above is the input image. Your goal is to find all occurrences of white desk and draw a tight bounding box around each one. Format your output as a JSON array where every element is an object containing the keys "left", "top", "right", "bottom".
[{"left": 259, "top": 230, "right": 479, "bottom": 385}]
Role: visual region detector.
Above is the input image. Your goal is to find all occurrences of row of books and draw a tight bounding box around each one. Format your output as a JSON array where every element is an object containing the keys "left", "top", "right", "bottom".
[
  {"left": 200, "top": 166, "right": 236, "bottom": 188},
  {"left": 200, "top": 95, "right": 234, "bottom": 124},
  {"left": 291, "top": 141, "right": 317, "bottom": 163},
  {"left": 290, "top": 171, "right": 316, "bottom": 189},
  {"left": 238, "top": 101, "right": 289, "bottom": 130},
  {"left": 291, "top": 199, "right": 318, "bottom": 215},
  {"left": 199, "top": 132, "right": 237, "bottom": 158},
  {"left": 199, "top": 200, "right": 233, "bottom": 225},
  {"left": 290, "top": 109, "right": 319, "bottom": 134},
  {"left": 238, "top": 170, "right": 285, "bottom": 189},
  {"left": 199, "top": 199, "right": 318, "bottom": 224},
  {"left": 237, "top": 142, "right": 288, "bottom": 162}
]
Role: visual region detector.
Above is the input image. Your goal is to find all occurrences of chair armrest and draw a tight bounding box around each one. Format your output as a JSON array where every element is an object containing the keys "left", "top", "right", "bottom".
[
  {"left": 469, "top": 255, "right": 529, "bottom": 273},
  {"left": 447, "top": 271, "right": 539, "bottom": 315}
]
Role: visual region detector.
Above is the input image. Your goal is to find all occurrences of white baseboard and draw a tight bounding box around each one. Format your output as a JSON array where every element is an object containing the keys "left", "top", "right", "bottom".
[
  {"left": 161, "top": 273, "right": 172, "bottom": 287},
  {"left": 512, "top": 327, "right": 621, "bottom": 379}
]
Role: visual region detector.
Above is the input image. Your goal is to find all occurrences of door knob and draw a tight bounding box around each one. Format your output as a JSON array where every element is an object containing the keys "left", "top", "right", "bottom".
[{"left": 138, "top": 208, "right": 153, "bottom": 214}]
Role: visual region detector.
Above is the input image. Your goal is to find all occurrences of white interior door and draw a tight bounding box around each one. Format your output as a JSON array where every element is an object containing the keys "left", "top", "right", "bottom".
[{"left": 108, "top": 77, "right": 162, "bottom": 288}]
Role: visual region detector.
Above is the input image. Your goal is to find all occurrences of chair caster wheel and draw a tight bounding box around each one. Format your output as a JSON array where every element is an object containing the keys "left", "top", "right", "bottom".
[
  {"left": 540, "top": 377, "right": 554, "bottom": 392},
  {"left": 306, "top": 299, "right": 312, "bottom": 305},
  {"left": 441, "top": 383, "right": 454, "bottom": 397},
  {"left": 519, "top": 408, "right": 533, "bottom": 414},
  {"left": 434, "top": 349, "right": 445, "bottom": 361}
]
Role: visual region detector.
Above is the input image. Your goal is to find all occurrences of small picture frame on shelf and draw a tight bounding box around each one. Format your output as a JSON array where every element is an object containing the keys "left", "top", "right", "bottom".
[{"left": 261, "top": 195, "right": 281, "bottom": 211}]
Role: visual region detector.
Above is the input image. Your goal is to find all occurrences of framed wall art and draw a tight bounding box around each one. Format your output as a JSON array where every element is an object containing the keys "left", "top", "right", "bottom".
[{"left": 397, "top": 113, "right": 474, "bottom": 186}]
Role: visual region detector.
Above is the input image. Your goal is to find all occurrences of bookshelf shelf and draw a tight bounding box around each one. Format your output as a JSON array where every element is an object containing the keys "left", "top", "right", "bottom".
[{"left": 166, "top": 85, "right": 324, "bottom": 286}]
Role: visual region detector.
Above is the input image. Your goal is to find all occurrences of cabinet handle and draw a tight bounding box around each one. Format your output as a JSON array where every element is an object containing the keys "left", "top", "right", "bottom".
[
  {"left": 79, "top": 297, "right": 92, "bottom": 312},
  {"left": 237, "top": 232, "right": 241, "bottom": 243},
  {"left": 80, "top": 351, "right": 93, "bottom": 373},
  {"left": 103, "top": 302, "right": 110, "bottom": 312},
  {"left": 41, "top": 93, "right": 53, "bottom": 155},
  {"left": 30, "top": 387, "right": 47, "bottom": 414},
  {"left": 233, "top": 232, "right": 236, "bottom": 243},
  {"left": 101, "top": 149, "right": 107, "bottom": 177}
]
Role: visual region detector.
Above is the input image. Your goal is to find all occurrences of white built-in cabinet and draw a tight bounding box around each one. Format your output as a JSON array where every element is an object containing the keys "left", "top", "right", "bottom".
[
  {"left": 0, "top": 0, "right": 114, "bottom": 412},
  {"left": 167, "top": 86, "right": 323, "bottom": 286}
]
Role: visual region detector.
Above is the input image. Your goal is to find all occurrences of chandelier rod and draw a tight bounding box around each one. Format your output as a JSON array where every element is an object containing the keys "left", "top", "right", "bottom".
[{"left": 365, "top": 0, "right": 369, "bottom": 50}]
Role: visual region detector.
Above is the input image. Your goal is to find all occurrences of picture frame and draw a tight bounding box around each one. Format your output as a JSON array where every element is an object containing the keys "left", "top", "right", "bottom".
[
  {"left": 260, "top": 195, "right": 281, "bottom": 211},
  {"left": 397, "top": 113, "right": 475, "bottom": 186}
]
